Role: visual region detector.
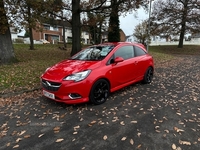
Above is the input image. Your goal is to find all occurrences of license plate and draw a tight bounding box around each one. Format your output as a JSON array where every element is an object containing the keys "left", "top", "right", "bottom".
[{"left": 43, "top": 90, "right": 55, "bottom": 99}]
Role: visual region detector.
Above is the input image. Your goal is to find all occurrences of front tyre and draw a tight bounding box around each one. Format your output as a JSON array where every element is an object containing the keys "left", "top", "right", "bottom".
[
  {"left": 89, "top": 79, "right": 110, "bottom": 105},
  {"left": 143, "top": 67, "right": 153, "bottom": 84}
]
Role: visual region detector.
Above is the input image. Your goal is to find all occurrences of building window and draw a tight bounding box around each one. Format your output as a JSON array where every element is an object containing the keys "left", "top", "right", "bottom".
[
  {"left": 43, "top": 25, "right": 50, "bottom": 30},
  {"left": 51, "top": 35, "right": 59, "bottom": 40},
  {"left": 53, "top": 26, "right": 58, "bottom": 31}
]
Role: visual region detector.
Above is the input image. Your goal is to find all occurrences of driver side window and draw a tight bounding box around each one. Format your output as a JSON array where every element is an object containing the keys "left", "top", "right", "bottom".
[{"left": 114, "top": 46, "right": 134, "bottom": 60}]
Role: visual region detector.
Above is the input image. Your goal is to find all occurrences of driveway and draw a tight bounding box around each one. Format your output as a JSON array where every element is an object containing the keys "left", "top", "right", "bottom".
[{"left": 0, "top": 55, "right": 200, "bottom": 150}]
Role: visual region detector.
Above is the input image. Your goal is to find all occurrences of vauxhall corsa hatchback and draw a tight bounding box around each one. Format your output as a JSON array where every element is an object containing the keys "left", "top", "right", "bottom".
[{"left": 41, "top": 42, "right": 154, "bottom": 105}]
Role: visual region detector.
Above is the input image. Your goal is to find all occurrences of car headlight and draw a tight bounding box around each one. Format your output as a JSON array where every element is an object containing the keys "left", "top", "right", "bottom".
[{"left": 63, "top": 70, "right": 91, "bottom": 82}]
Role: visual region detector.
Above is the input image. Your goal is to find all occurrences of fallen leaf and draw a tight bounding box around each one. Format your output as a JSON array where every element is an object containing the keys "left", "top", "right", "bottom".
[
  {"left": 18, "top": 130, "right": 26, "bottom": 136},
  {"left": 16, "top": 138, "right": 22, "bottom": 143},
  {"left": 56, "top": 138, "right": 64, "bottom": 143},
  {"left": 174, "top": 127, "right": 184, "bottom": 133},
  {"left": 38, "top": 134, "right": 44, "bottom": 138},
  {"left": 53, "top": 126, "right": 60, "bottom": 131},
  {"left": 121, "top": 137, "right": 127, "bottom": 141},
  {"left": 13, "top": 145, "right": 19, "bottom": 148},
  {"left": 137, "top": 132, "right": 141, "bottom": 137},
  {"left": 6, "top": 143, "right": 11, "bottom": 147},
  {"left": 73, "top": 132, "right": 78, "bottom": 135},
  {"left": 54, "top": 130, "right": 60, "bottom": 134},
  {"left": 103, "top": 135, "right": 107, "bottom": 140},
  {"left": 176, "top": 147, "right": 182, "bottom": 150},
  {"left": 60, "top": 114, "right": 66, "bottom": 119},
  {"left": 130, "top": 139, "right": 134, "bottom": 145},
  {"left": 90, "top": 121, "right": 96, "bottom": 124},
  {"left": 74, "top": 125, "right": 80, "bottom": 129},
  {"left": 72, "top": 138, "right": 76, "bottom": 142},
  {"left": 24, "top": 135, "right": 31, "bottom": 138},
  {"left": 120, "top": 121, "right": 125, "bottom": 125},
  {"left": 164, "top": 130, "right": 169, "bottom": 133},
  {"left": 172, "top": 144, "right": 176, "bottom": 150},
  {"left": 179, "top": 140, "right": 191, "bottom": 145},
  {"left": 130, "top": 121, "right": 137, "bottom": 124},
  {"left": 189, "top": 119, "right": 195, "bottom": 122},
  {"left": 88, "top": 121, "right": 97, "bottom": 127}
]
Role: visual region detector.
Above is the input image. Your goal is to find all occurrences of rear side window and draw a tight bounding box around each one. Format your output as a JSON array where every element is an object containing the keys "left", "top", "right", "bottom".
[
  {"left": 134, "top": 46, "right": 146, "bottom": 56},
  {"left": 114, "top": 46, "right": 134, "bottom": 60}
]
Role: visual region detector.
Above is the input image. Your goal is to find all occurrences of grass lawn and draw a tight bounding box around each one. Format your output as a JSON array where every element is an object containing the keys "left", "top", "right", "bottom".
[{"left": 0, "top": 44, "right": 199, "bottom": 94}]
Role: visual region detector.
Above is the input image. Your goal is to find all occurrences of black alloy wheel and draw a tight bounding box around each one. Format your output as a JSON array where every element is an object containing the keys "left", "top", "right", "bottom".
[
  {"left": 89, "top": 79, "right": 110, "bottom": 105},
  {"left": 143, "top": 67, "right": 153, "bottom": 84}
]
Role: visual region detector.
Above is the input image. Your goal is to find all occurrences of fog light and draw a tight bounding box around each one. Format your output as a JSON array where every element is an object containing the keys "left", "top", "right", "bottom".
[{"left": 69, "top": 93, "right": 82, "bottom": 99}]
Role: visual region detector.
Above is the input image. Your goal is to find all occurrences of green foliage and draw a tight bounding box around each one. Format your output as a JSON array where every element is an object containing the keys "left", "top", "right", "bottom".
[
  {"left": 108, "top": 2, "right": 120, "bottom": 42},
  {"left": 108, "top": 14, "right": 120, "bottom": 42}
]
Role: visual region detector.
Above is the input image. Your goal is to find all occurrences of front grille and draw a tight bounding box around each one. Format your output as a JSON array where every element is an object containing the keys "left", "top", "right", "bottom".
[{"left": 42, "top": 79, "right": 61, "bottom": 92}]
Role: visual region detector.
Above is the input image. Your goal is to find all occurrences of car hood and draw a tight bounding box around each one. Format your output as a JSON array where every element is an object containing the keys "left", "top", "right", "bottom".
[{"left": 42, "top": 59, "right": 101, "bottom": 81}]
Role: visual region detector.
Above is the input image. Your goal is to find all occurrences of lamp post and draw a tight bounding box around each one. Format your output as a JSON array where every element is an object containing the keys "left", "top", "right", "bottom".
[{"left": 147, "top": 0, "right": 153, "bottom": 52}]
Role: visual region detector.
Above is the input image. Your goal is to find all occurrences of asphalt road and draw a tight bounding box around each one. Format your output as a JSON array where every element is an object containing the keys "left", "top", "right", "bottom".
[{"left": 0, "top": 55, "right": 200, "bottom": 150}]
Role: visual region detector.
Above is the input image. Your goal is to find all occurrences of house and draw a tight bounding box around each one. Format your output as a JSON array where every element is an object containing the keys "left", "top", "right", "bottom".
[
  {"left": 10, "top": 27, "right": 18, "bottom": 41},
  {"left": 191, "top": 33, "right": 200, "bottom": 43},
  {"left": 119, "top": 29, "right": 126, "bottom": 42},
  {"left": 32, "top": 21, "right": 90, "bottom": 44},
  {"left": 126, "top": 35, "right": 136, "bottom": 42},
  {"left": 32, "top": 23, "right": 63, "bottom": 43},
  {"left": 101, "top": 29, "right": 126, "bottom": 43},
  {"left": 31, "top": 19, "right": 127, "bottom": 44}
]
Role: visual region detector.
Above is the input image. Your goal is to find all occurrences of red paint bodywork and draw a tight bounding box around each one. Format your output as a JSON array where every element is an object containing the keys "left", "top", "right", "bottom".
[{"left": 41, "top": 42, "right": 154, "bottom": 104}]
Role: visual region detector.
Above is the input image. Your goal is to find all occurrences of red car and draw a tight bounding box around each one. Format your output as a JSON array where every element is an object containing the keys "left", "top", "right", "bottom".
[{"left": 41, "top": 42, "right": 154, "bottom": 105}]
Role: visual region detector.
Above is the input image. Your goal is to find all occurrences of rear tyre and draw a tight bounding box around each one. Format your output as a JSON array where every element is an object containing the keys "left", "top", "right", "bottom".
[
  {"left": 143, "top": 67, "right": 153, "bottom": 84},
  {"left": 89, "top": 79, "right": 110, "bottom": 105}
]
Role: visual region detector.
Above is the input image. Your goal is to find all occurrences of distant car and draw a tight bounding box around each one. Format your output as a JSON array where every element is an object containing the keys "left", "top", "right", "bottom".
[
  {"left": 41, "top": 42, "right": 154, "bottom": 105},
  {"left": 40, "top": 39, "right": 50, "bottom": 44}
]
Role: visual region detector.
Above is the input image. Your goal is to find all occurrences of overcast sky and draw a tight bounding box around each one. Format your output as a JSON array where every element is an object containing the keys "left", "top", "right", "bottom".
[{"left": 119, "top": 7, "right": 149, "bottom": 36}]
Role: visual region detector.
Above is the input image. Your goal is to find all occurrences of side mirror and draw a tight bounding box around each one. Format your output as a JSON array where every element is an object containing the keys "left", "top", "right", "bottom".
[{"left": 114, "top": 56, "right": 124, "bottom": 63}]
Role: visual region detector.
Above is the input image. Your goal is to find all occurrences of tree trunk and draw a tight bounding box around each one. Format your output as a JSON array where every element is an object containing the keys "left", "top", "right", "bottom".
[
  {"left": 63, "top": 24, "right": 67, "bottom": 49},
  {"left": 98, "top": 22, "right": 102, "bottom": 44},
  {"left": 28, "top": 6, "right": 34, "bottom": 50},
  {"left": 29, "top": 27, "right": 34, "bottom": 50},
  {"left": 108, "top": 0, "right": 120, "bottom": 42},
  {"left": 178, "top": 1, "right": 188, "bottom": 48},
  {"left": 0, "top": 0, "right": 16, "bottom": 65},
  {"left": 178, "top": 24, "right": 185, "bottom": 48},
  {"left": 71, "top": 0, "right": 81, "bottom": 56}
]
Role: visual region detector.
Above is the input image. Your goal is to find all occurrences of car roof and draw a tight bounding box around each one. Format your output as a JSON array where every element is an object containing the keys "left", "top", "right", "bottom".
[
  {"left": 99, "top": 42, "right": 144, "bottom": 46},
  {"left": 97, "top": 42, "right": 146, "bottom": 51}
]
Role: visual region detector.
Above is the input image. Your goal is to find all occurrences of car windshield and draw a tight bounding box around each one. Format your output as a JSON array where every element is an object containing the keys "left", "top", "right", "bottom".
[{"left": 70, "top": 45, "right": 115, "bottom": 61}]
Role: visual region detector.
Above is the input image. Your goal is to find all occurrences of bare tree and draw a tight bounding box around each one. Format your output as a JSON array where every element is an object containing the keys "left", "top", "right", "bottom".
[
  {"left": 151, "top": 0, "right": 200, "bottom": 48},
  {"left": 133, "top": 20, "right": 149, "bottom": 45}
]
